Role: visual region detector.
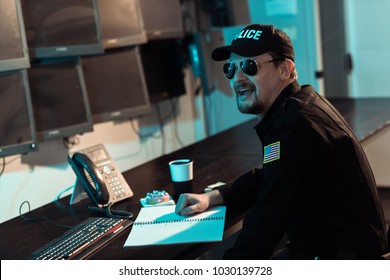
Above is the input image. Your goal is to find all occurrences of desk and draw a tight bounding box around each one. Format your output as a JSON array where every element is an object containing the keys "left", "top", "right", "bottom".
[
  {"left": 328, "top": 97, "right": 390, "bottom": 140},
  {"left": 1, "top": 97, "right": 390, "bottom": 260},
  {"left": 0, "top": 154, "right": 260, "bottom": 260}
]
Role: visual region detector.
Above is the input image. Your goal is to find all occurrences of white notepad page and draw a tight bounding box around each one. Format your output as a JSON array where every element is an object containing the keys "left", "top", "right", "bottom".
[{"left": 123, "top": 205, "right": 226, "bottom": 247}]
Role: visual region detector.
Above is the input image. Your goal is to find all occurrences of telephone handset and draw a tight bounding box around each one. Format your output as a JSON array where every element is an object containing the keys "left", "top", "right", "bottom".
[
  {"left": 67, "top": 144, "right": 133, "bottom": 219},
  {"left": 70, "top": 152, "right": 110, "bottom": 205}
]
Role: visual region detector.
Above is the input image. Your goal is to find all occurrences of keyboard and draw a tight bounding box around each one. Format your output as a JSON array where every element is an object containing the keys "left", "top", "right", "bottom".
[{"left": 30, "top": 216, "right": 133, "bottom": 260}]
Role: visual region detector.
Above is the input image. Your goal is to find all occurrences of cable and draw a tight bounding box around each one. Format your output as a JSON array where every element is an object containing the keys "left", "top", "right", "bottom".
[
  {"left": 63, "top": 135, "right": 80, "bottom": 149},
  {"left": 53, "top": 185, "right": 75, "bottom": 201},
  {"left": 155, "top": 103, "right": 166, "bottom": 155},
  {"left": 88, "top": 203, "right": 133, "bottom": 220},
  {"left": 130, "top": 119, "right": 162, "bottom": 140},
  {"left": 19, "top": 201, "right": 72, "bottom": 229},
  {"left": 105, "top": 203, "right": 133, "bottom": 219},
  {"left": 204, "top": 92, "right": 214, "bottom": 136},
  {"left": 195, "top": 76, "right": 202, "bottom": 95},
  {"left": 0, "top": 157, "right": 5, "bottom": 177},
  {"left": 169, "top": 98, "right": 186, "bottom": 147},
  {"left": 131, "top": 98, "right": 185, "bottom": 155},
  {"left": 1, "top": 155, "right": 23, "bottom": 177}
]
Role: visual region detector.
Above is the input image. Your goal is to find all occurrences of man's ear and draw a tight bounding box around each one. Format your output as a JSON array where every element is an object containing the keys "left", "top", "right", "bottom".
[{"left": 280, "top": 59, "right": 294, "bottom": 80}]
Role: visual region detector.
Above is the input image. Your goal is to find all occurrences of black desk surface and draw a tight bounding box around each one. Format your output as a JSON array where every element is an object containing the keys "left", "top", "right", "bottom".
[
  {"left": 1, "top": 97, "right": 390, "bottom": 260},
  {"left": 0, "top": 147, "right": 262, "bottom": 260}
]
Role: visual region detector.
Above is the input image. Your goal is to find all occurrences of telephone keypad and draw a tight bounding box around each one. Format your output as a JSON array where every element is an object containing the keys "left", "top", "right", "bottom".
[{"left": 103, "top": 165, "right": 126, "bottom": 201}]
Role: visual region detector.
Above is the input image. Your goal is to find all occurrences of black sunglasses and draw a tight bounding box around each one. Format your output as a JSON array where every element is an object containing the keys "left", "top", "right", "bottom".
[{"left": 223, "top": 58, "right": 282, "bottom": 79}]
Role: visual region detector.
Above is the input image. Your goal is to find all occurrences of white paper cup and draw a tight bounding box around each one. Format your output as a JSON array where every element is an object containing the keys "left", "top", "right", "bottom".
[{"left": 169, "top": 159, "right": 193, "bottom": 197}]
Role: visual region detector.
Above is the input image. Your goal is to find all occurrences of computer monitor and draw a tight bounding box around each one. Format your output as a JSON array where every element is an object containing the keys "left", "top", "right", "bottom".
[
  {"left": 80, "top": 46, "right": 151, "bottom": 124},
  {"left": 0, "top": 70, "right": 37, "bottom": 158},
  {"left": 97, "top": 0, "right": 147, "bottom": 49},
  {"left": 138, "top": 0, "right": 184, "bottom": 40},
  {"left": 140, "top": 39, "right": 186, "bottom": 103},
  {"left": 20, "top": 0, "right": 104, "bottom": 59},
  {"left": 0, "top": 0, "right": 30, "bottom": 72},
  {"left": 27, "top": 57, "right": 93, "bottom": 141}
]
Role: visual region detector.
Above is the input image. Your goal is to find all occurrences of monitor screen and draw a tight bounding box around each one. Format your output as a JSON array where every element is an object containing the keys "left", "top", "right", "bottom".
[
  {"left": 138, "top": 0, "right": 184, "bottom": 40},
  {"left": 80, "top": 46, "right": 151, "bottom": 123},
  {"left": 27, "top": 57, "right": 93, "bottom": 141},
  {"left": 98, "top": 0, "right": 147, "bottom": 49},
  {"left": 0, "top": 0, "right": 30, "bottom": 72},
  {"left": 20, "top": 0, "right": 104, "bottom": 58},
  {"left": 0, "top": 70, "right": 37, "bottom": 158},
  {"left": 140, "top": 39, "right": 186, "bottom": 103}
]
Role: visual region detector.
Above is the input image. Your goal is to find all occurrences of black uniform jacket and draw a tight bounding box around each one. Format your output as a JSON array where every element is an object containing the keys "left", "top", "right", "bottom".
[{"left": 219, "top": 81, "right": 388, "bottom": 259}]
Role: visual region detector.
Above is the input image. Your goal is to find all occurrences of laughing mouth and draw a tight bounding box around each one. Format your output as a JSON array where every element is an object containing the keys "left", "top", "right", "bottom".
[{"left": 236, "top": 86, "right": 255, "bottom": 99}]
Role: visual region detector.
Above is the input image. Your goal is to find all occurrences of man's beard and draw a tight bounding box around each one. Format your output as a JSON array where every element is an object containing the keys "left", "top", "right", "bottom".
[
  {"left": 236, "top": 93, "right": 262, "bottom": 114},
  {"left": 234, "top": 81, "right": 262, "bottom": 114}
]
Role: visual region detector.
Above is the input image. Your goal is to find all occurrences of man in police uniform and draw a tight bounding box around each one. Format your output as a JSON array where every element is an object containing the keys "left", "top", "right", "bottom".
[{"left": 175, "top": 24, "right": 388, "bottom": 259}]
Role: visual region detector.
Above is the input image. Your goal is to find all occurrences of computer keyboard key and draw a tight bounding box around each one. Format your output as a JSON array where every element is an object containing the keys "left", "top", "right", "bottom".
[{"left": 30, "top": 216, "right": 133, "bottom": 260}]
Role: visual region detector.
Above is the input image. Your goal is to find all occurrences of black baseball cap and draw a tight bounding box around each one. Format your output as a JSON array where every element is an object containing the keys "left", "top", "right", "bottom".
[{"left": 212, "top": 24, "right": 295, "bottom": 62}]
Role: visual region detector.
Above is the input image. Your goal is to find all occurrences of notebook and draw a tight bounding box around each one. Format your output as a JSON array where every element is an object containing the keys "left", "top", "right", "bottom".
[{"left": 123, "top": 205, "right": 226, "bottom": 247}]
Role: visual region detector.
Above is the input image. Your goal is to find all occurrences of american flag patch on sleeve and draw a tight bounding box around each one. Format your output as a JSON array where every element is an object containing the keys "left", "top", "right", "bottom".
[{"left": 263, "top": 141, "right": 280, "bottom": 164}]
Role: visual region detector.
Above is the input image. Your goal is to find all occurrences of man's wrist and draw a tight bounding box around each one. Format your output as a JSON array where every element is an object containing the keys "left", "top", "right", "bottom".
[{"left": 207, "top": 189, "right": 224, "bottom": 206}]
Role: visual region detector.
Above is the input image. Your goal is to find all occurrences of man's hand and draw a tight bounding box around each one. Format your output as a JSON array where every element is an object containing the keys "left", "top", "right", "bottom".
[{"left": 175, "top": 190, "right": 224, "bottom": 216}]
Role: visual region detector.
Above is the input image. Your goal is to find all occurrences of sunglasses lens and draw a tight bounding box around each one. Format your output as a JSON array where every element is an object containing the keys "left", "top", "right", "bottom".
[
  {"left": 223, "top": 63, "right": 236, "bottom": 79},
  {"left": 241, "top": 59, "right": 258, "bottom": 76},
  {"left": 223, "top": 59, "right": 259, "bottom": 79}
]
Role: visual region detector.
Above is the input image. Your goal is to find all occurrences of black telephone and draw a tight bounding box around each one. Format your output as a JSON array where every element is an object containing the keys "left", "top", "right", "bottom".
[{"left": 67, "top": 144, "right": 133, "bottom": 219}]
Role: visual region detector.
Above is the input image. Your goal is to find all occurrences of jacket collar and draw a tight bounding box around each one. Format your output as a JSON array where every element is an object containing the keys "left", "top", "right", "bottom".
[{"left": 254, "top": 81, "right": 301, "bottom": 138}]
